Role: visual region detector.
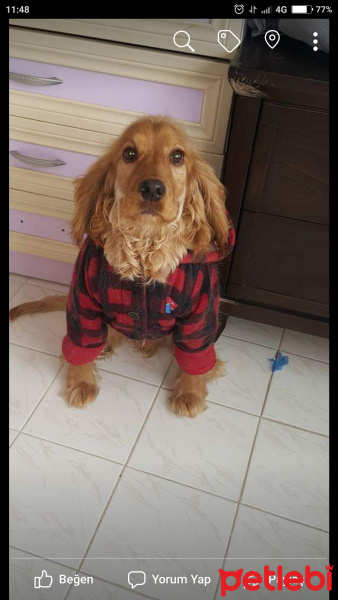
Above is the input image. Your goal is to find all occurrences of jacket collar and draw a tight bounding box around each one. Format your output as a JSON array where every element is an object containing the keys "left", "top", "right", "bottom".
[{"left": 94, "top": 238, "right": 221, "bottom": 264}]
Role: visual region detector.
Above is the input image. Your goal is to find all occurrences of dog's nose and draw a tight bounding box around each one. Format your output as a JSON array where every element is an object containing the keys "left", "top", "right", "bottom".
[{"left": 138, "top": 179, "right": 166, "bottom": 202}]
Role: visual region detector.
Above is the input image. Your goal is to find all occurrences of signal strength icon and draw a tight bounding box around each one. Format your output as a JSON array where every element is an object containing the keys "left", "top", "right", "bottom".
[{"left": 261, "top": 6, "right": 272, "bottom": 13}]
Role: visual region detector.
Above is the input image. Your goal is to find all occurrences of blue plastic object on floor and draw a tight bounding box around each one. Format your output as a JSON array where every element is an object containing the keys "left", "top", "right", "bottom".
[{"left": 269, "top": 352, "right": 289, "bottom": 372}]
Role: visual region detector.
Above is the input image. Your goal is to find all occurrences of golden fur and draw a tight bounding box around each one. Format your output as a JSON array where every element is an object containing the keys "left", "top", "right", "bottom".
[{"left": 9, "top": 116, "right": 229, "bottom": 417}]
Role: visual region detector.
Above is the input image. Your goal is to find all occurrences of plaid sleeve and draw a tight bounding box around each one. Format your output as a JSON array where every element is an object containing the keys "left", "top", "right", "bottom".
[
  {"left": 172, "top": 263, "right": 219, "bottom": 375},
  {"left": 62, "top": 240, "right": 107, "bottom": 365}
]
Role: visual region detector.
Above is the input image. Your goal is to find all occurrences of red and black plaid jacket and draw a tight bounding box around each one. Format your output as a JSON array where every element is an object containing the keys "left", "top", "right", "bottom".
[{"left": 62, "top": 218, "right": 235, "bottom": 375}]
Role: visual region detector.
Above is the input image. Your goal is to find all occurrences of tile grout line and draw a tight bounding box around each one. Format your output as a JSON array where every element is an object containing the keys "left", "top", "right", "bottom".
[
  {"left": 220, "top": 330, "right": 330, "bottom": 365},
  {"left": 14, "top": 429, "right": 125, "bottom": 467},
  {"left": 222, "top": 329, "right": 329, "bottom": 364},
  {"left": 212, "top": 331, "right": 284, "bottom": 600},
  {"left": 9, "top": 341, "right": 62, "bottom": 359},
  {"left": 9, "top": 340, "right": 168, "bottom": 388},
  {"left": 154, "top": 392, "right": 329, "bottom": 438},
  {"left": 64, "top": 383, "right": 166, "bottom": 595},
  {"left": 97, "top": 362, "right": 173, "bottom": 387},
  {"left": 220, "top": 333, "right": 281, "bottom": 351},
  {"left": 10, "top": 276, "right": 69, "bottom": 292},
  {"left": 13, "top": 427, "right": 329, "bottom": 537},
  {"left": 237, "top": 502, "right": 330, "bottom": 534},
  {"left": 11, "top": 361, "right": 65, "bottom": 435},
  {"left": 18, "top": 428, "right": 326, "bottom": 527},
  {"left": 9, "top": 278, "right": 28, "bottom": 301},
  {"left": 260, "top": 414, "right": 329, "bottom": 438},
  {"left": 23, "top": 281, "right": 70, "bottom": 292},
  {"left": 205, "top": 398, "right": 329, "bottom": 438}
]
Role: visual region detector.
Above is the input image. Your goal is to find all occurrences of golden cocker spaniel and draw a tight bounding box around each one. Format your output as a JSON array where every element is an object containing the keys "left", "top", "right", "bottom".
[{"left": 10, "top": 116, "right": 234, "bottom": 417}]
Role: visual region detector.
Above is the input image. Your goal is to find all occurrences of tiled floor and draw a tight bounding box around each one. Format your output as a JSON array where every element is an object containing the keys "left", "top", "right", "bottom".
[{"left": 9, "top": 274, "right": 329, "bottom": 600}]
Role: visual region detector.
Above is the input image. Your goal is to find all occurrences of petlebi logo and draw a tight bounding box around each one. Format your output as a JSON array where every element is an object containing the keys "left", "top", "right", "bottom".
[{"left": 218, "top": 564, "right": 333, "bottom": 596}]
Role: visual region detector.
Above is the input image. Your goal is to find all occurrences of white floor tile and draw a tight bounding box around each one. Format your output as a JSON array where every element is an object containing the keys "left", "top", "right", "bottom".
[
  {"left": 10, "top": 433, "right": 122, "bottom": 568},
  {"left": 9, "top": 278, "right": 25, "bottom": 300},
  {"left": 264, "top": 354, "right": 329, "bottom": 435},
  {"left": 129, "top": 388, "right": 258, "bottom": 500},
  {"left": 9, "top": 283, "right": 67, "bottom": 356},
  {"left": 9, "top": 428, "right": 19, "bottom": 447},
  {"left": 9, "top": 273, "right": 28, "bottom": 282},
  {"left": 83, "top": 467, "right": 237, "bottom": 600},
  {"left": 160, "top": 358, "right": 180, "bottom": 390},
  {"left": 98, "top": 342, "right": 173, "bottom": 386},
  {"left": 10, "top": 344, "right": 61, "bottom": 431},
  {"left": 27, "top": 277, "right": 70, "bottom": 294},
  {"left": 10, "top": 547, "right": 74, "bottom": 600},
  {"left": 210, "top": 337, "right": 274, "bottom": 415},
  {"left": 223, "top": 317, "right": 283, "bottom": 348},
  {"left": 228, "top": 504, "right": 329, "bottom": 559},
  {"left": 242, "top": 420, "right": 329, "bottom": 530},
  {"left": 24, "top": 365, "right": 158, "bottom": 463},
  {"left": 281, "top": 330, "right": 329, "bottom": 363}
]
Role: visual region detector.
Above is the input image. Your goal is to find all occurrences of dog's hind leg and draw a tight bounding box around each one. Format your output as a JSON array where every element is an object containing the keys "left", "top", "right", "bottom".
[{"left": 97, "top": 327, "right": 125, "bottom": 359}]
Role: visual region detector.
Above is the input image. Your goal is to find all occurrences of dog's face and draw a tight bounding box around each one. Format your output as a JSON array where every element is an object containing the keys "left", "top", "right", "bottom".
[
  {"left": 114, "top": 119, "right": 191, "bottom": 224},
  {"left": 72, "top": 116, "right": 229, "bottom": 258}
]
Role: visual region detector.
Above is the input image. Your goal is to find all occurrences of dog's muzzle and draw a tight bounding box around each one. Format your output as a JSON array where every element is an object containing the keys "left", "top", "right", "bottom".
[{"left": 138, "top": 179, "right": 166, "bottom": 202}]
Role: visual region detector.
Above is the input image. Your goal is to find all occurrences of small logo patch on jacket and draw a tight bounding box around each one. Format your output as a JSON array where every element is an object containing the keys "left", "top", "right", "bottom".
[{"left": 165, "top": 297, "right": 178, "bottom": 314}]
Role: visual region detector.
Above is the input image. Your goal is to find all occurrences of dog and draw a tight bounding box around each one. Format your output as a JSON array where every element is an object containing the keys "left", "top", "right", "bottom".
[{"left": 9, "top": 116, "right": 235, "bottom": 417}]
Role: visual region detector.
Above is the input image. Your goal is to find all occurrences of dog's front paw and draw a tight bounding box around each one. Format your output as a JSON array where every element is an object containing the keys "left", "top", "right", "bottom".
[
  {"left": 170, "top": 391, "right": 206, "bottom": 418},
  {"left": 66, "top": 381, "right": 99, "bottom": 408}
]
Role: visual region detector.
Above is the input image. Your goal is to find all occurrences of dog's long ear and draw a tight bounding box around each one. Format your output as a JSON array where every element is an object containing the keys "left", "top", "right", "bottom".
[
  {"left": 71, "top": 149, "right": 116, "bottom": 246},
  {"left": 185, "top": 154, "right": 229, "bottom": 257}
]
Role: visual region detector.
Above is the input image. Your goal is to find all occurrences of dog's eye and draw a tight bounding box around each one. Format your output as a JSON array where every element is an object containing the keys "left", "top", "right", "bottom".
[
  {"left": 123, "top": 148, "right": 137, "bottom": 161},
  {"left": 170, "top": 150, "right": 184, "bottom": 164}
]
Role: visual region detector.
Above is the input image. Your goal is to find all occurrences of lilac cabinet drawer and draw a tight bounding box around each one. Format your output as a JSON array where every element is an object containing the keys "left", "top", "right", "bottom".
[
  {"left": 10, "top": 209, "right": 71, "bottom": 244},
  {"left": 10, "top": 251, "right": 74, "bottom": 285},
  {"left": 9, "top": 58, "right": 203, "bottom": 124},
  {"left": 10, "top": 28, "right": 233, "bottom": 155},
  {"left": 9, "top": 140, "right": 96, "bottom": 177}
]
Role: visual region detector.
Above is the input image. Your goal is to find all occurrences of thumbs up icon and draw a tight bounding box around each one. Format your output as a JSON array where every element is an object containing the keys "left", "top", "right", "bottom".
[{"left": 34, "top": 570, "right": 53, "bottom": 588}]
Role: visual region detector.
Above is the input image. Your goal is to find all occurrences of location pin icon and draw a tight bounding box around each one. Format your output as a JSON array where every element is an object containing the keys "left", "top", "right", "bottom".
[{"left": 264, "top": 30, "right": 280, "bottom": 49}]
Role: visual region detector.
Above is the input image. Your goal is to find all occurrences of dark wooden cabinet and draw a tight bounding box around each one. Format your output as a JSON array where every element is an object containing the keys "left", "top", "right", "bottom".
[{"left": 219, "top": 34, "right": 329, "bottom": 338}]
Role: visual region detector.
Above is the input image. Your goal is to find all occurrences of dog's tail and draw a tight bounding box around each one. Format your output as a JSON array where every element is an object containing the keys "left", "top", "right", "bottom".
[{"left": 9, "top": 295, "right": 68, "bottom": 321}]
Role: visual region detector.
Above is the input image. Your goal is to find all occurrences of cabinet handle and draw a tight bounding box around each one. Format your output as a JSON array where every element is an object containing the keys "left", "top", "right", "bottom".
[
  {"left": 9, "top": 150, "right": 66, "bottom": 168},
  {"left": 9, "top": 72, "right": 63, "bottom": 86}
]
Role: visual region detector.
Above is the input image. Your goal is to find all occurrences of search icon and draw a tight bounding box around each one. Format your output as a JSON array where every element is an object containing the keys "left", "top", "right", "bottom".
[{"left": 173, "top": 30, "right": 195, "bottom": 53}]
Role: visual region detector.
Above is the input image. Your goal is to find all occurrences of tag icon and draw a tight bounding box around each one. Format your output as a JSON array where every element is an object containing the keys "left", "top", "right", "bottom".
[
  {"left": 264, "top": 30, "right": 280, "bottom": 49},
  {"left": 217, "top": 30, "right": 241, "bottom": 53}
]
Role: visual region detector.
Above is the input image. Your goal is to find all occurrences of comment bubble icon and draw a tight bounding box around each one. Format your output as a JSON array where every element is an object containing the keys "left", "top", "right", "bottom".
[{"left": 128, "top": 571, "right": 146, "bottom": 589}]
